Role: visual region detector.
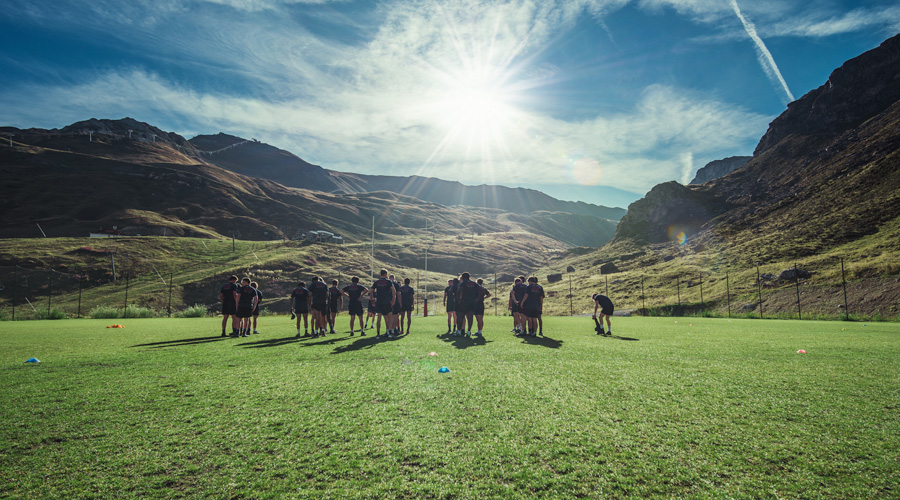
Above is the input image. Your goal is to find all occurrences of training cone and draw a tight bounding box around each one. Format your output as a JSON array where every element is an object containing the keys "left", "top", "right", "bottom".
[
  {"left": 25, "top": 358, "right": 40, "bottom": 364},
  {"left": 428, "top": 352, "right": 437, "bottom": 357},
  {"left": 797, "top": 350, "right": 807, "bottom": 354},
  {"left": 438, "top": 366, "right": 450, "bottom": 373}
]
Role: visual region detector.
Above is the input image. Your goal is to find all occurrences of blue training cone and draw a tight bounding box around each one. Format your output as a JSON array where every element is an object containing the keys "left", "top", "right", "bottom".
[
  {"left": 25, "top": 358, "right": 40, "bottom": 364},
  {"left": 438, "top": 366, "right": 450, "bottom": 373}
]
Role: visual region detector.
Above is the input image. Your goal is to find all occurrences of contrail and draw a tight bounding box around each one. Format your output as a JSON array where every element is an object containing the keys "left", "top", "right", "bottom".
[{"left": 730, "top": 0, "right": 795, "bottom": 103}]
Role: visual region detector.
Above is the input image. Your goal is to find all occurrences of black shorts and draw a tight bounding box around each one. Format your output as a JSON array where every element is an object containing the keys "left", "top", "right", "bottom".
[
  {"left": 392, "top": 302, "right": 402, "bottom": 314},
  {"left": 295, "top": 304, "right": 309, "bottom": 315},
  {"left": 524, "top": 308, "right": 541, "bottom": 319},
  {"left": 237, "top": 305, "right": 254, "bottom": 318},
  {"left": 329, "top": 302, "right": 339, "bottom": 314},
  {"left": 402, "top": 304, "right": 414, "bottom": 313},
  {"left": 222, "top": 302, "right": 237, "bottom": 315},
  {"left": 376, "top": 301, "right": 393, "bottom": 315},
  {"left": 600, "top": 307, "right": 614, "bottom": 316},
  {"left": 446, "top": 303, "right": 456, "bottom": 313},
  {"left": 349, "top": 302, "right": 364, "bottom": 316},
  {"left": 312, "top": 302, "right": 327, "bottom": 313},
  {"left": 474, "top": 302, "right": 485, "bottom": 316},
  {"left": 367, "top": 303, "right": 376, "bottom": 314},
  {"left": 457, "top": 301, "right": 474, "bottom": 314},
  {"left": 252, "top": 307, "right": 260, "bottom": 317},
  {"left": 511, "top": 303, "right": 521, "bottom": 314}
]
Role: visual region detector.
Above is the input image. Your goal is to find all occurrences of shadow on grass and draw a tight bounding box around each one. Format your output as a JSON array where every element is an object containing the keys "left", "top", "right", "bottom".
[
  {"left": 130, "top": 335, "right": 230, "bottom": 349},
  {"left": 435, "top": 332, "right": 493, "bottom": 349},
  {"left": 518, "top": 334, "right": 563, "bottom": 349},
  {"left": 331, "top": 332, "right": 405, "bottom": 354},
  {"left": 608, "top": 334, "right": 639, "bottom": 341},
  {"left": 238, "top": 335, "right": 304, "bottom": 348}
]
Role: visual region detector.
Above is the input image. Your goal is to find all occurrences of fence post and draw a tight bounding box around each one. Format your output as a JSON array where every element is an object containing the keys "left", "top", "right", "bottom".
[
  {"left": 494, "top": 272, "right": 498, "bottom": 316},
  {"left": 605, "top": 275, "right": 609, "bottom": 297},
  {"left": 568, "top": 274, "right": 573, "bottom": 316},
  {"left": 168, "top": 272, "right": 174, "bottom": 318},
  {"left": 78, "top": 277, "right": 83, "bottom": 318},
  {"left": 795, "top": 263, "right": 802, "bottom": 320},
  {"left": 640, "top": 276, "right": 646, "bottom": 314},
  {"left": 756, "top": 262, "right": 764, "bottom": 320},
  {"left": 676, "top": 276, "right": 681, "bottom": 308},
  {"left": 699, "top": 272, "right": 704, "bottom": 312},
  {"left": 11, "top": 266, "right": 16, "bottom": 321},
  {"left": 726, "top": 272, "right": 731, "bottom": 318},
  {"left": 840, "top": 257, "right": 849, "bottom": 320},
  {"left": 124, "top": 275, "right": 130, "bottom": 318},
  {"left": 47, "top": 270, "right": 53, "bottom": 316}
]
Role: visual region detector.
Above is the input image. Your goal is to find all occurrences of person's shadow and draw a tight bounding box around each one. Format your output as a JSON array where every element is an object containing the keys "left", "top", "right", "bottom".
[
  {"left": 435, "top": 332, "right": 492, "bottom": 349},
  {"left": 331, "top": 334, "right": 387, "bottom": 354},
  {"left": 130, "top": 335, "right": 229, "bottom": 349},
  {"left": 519, "top": 334, "right": 563, "bottom": 349}
]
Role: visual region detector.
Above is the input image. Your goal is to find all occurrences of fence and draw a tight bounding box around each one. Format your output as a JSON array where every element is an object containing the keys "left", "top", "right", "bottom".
[{"left": 1, "top": 256, "right": 898, "bottom": 321}]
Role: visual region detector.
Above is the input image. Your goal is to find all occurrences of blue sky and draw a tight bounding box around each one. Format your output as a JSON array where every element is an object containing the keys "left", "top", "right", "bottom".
[{"left": 1, "top": 0, "right": 898, "bottom": 208}]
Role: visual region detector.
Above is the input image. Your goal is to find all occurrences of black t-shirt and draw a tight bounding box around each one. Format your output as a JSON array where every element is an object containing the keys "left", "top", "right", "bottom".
[
  {"left": 512, "top": 282, "right": 528, "bottom": 302},
  {"left": 399, "top": 285, "right": 414, "bottom": 308},
  {"left": 221, "top": 282, "right": 238, "bottom": 304},
  {"left": 310, "top": 281, "right": 329, "bottom": 304},
  {"left": 237, "top": 285, "right": 257, "bottom": 306},
  {"left": 372, "top": 278, "right": 394, "bottom": 302},
  {"left": 291, "top": 287, "right": 309, "bottom": 307},
  {"left": 594, "top": 294, "right": 614, "bottom": 310},
  {"left": 524, "top": 284, "right": 545, "bottom": 310},
  {"left": 328, "top": 287, "right": 342, "bottom": 305},
  {"left": 342, "top": 284, "right": 368, "bottom": 303},
  {"left": 445, "top": 285, "right": 458, "bottom": 306},
  {"left": 254, "top": 288, "right": 263, "bottom": 306},
  {"left": 457, "top": 280, "right": 480, "bottom": 303}
]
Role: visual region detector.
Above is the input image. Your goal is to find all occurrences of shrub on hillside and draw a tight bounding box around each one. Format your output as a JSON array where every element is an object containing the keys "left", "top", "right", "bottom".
[
  {"left": 90, "top": 306, "right": 122, "bottom": 319},
  {"left": 175, "top": 304, "right": 209, "bottom": 318},
  {"left": 34, "top": 308, "right": 68, "bottom": 320}
]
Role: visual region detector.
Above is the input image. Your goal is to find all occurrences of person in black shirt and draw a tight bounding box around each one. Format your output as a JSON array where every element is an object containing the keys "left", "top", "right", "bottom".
[
  {"left": 290, "top": 282, "right": 311, "bottom": 337},
  {"left": 456, "top": 272, "right": 481, "bottom": 337},
  {"left": 389, "top": 274, "right": 403, "bottom": 336},
  {"left": 218, "top": 275, "right": 239, "bottom": 337},
  {"left": 510, "top": 276, "right": 528, "bottom": 336},
  {"left": 592, "top": 293, "right": 615, "bottom": 336},
  {"left": 398, "top": 277, "right": 415, "bottom": 334},
  {"left": 309, "top": 276, "right": 330, "bottom": 337},
  {"left": 365, "top": 297, "right": 376, "bottom": 330},
  {"left": 341, "top": 276, "right": 368, "bottom": 336},
  {"left": 328, "top": 279, "right": 342, "bottom": 334},
  {"left": 235, "top": 277, "right": 258, "bottom": 337},
  {"left": 443, "top": 279, "right": 457, "bottom": 334},
  {"left": 250, "top": 281, "right": 263, "bottom": 334},
  {"left": 369, "top": 269, "right": 397, "bottom": 338},
  {"left": 519, "top": 276, "right": 545, "bottom": 336},
  {"left": 474, "top": 278, "right": 491, "bottom": 337}
]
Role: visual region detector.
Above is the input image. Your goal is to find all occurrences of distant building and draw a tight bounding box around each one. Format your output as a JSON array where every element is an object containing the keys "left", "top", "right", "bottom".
[
  {"left": 306, "top": 230, "right": 344, "bottom": 244},
  {"left": 89, "top": 228, "right": 126, "bottom": 238}
]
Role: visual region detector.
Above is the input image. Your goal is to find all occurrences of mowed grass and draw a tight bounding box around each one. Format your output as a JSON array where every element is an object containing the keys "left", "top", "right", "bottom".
[{"left": 1, "top": 316, "right": 898, "bottom": 499}]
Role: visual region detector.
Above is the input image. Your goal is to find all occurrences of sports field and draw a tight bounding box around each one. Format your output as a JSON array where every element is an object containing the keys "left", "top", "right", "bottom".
[{"left": 1, "top": 316, "right": 898, "bottom": 499}]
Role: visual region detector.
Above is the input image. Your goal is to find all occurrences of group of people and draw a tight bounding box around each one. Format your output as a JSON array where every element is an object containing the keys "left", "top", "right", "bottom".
[
  {"left": 218, "top": 275, "right": 264, "bottom": 337},
  {"left": 218, "top": 271, "right": 616, "bottom": 339},
  {"left": 289, "top": 270, "right": 415, "bottom": 339}
]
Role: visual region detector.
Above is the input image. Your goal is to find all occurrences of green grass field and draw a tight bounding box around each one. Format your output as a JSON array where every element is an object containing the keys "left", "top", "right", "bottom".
[{"left": 1, "top": 316, "right": 898, "bottom": 499}]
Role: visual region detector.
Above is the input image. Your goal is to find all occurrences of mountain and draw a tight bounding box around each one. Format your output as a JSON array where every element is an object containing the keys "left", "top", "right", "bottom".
[
  {"left": 612, "top": 33, "right": 900, "bottom": 260},
  {"left": 689, "top": 156, "right": 751, "bottom": 185},
  {"left": 189, "top": 134, "right": 625, "bottom": 221},
  {"left": 0, "top": 121, "right": 618, "bottom": 246}
]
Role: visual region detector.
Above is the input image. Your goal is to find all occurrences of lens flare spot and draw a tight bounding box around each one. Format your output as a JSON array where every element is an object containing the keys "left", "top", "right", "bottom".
[
  {"left": 667, "top": 226, "right": 688, "bottom": 245},
  {"left": 570, "top": 156, "right": 604, "bottom": 186}
]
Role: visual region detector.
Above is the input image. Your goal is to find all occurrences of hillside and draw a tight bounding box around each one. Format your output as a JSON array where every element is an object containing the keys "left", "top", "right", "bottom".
[{"left": 189, "top": 133, "right": 625, "bottom": 221}]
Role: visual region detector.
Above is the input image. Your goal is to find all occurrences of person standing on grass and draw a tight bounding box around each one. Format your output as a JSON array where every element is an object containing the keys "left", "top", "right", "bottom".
[
  {"left": 309, "top": 276, "right": 330, "bottom": 338},
  {"left": 328, "top": 279, "right": 342, "bottom": 334},
  {"left": 235, "top": 278, "right": 258, "bottom": 337},
  {"left": 341, "top": 277, "right": 368, "bottom": 336},
  {"left": 443, "top": 279, "right": 457, "bottom": 334},
  {"left": 291, "top": 281, "right": 311, "bottom": 337},
  {"left": 250, "top": 281, "right": 263, "bottom": 334},
  {"left": 511, "top": 276, "right": 528, "bottom": 336},
  {"left": 592, "top": 293, "right": 615, "bottom": 336},
  {"left": 399, "top": 277, "right": 415, "bottom": 335},
  {"left": 519, "top": 276, "right": 545, "bottom": 336},
  {"left": 219, "top": 275, "right": 239, "bottom": 337},
  {"left": 370, "top": 269, "right": 397, "bottom": 338},
  {"left": 474, "top": 278, "right": 491, "bottom": 337},
  {"left": 389, "top": 274, "right": 403, "bottom": 336},
  {"left": 455, "top": 272, "right": 480, "bottom": 337}
]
